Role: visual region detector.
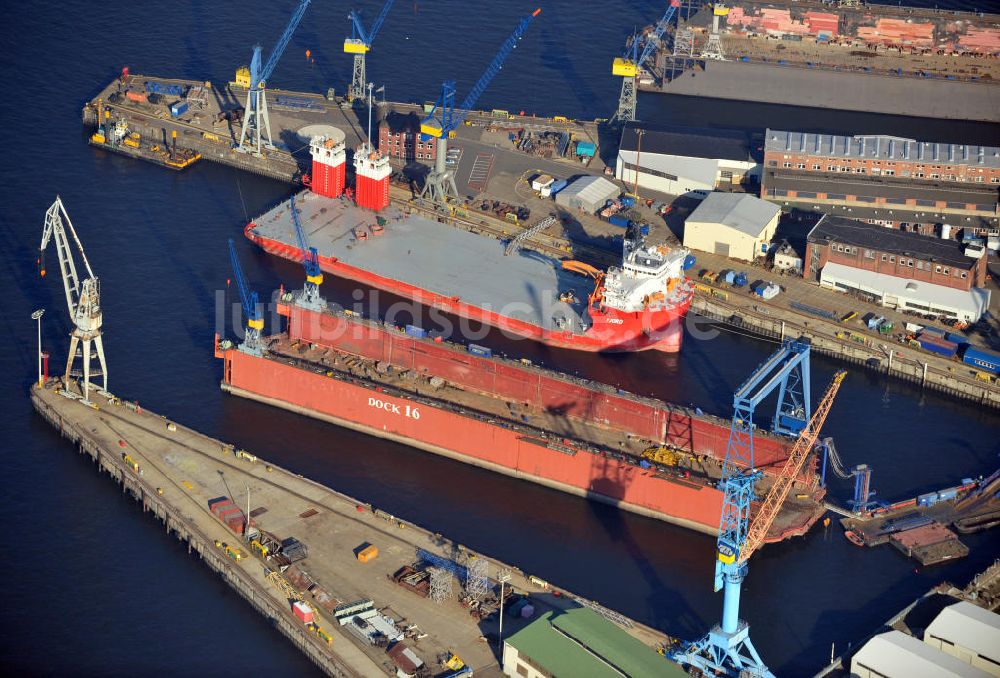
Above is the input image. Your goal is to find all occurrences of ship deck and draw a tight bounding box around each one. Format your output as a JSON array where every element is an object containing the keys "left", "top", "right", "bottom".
[
  {"left": 252, "top": 190, "right": 591, "bottom": 334},
  {"left": 264, "top": 335, "right": 824, "bottom": 541}
]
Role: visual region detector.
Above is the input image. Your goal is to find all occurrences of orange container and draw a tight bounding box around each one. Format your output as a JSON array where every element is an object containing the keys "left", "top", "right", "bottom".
[{"left": 357, "top": 545, "right": 379, "bottom": 563}]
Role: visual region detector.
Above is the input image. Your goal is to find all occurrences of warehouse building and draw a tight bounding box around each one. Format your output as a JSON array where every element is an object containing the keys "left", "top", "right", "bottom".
[
  {"left": 683, "top": 192, "right": 780, "bottom": 261},
  {"left": 378, "top": 109, "right": 437, "bottom": 163},
  {"left": 925, "top": 601, "right": 1000, "bottom": 676},
  {"left": 616, "top": 123, "right": 761, "bottom": 198},
  {"left": 851, "top": 630, "right": 990, "bottom": 678},
  {"left": 502, "top": 606, "right": 682, "bottom": 678},
  {"left": 761, "top": 129, "right": 1000, "bottom": 234},
  {"left": 555, "top": 175, "right": 620, "bottom": 214},
  {"left": 805, "top": 215, "right": 990, "bottom": 322}
]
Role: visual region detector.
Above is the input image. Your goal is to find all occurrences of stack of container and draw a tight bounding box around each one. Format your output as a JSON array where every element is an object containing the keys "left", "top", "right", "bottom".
[
  {"left": 916, "top": 332, "right": 959, "bottom": 358},
  {"left": 208, "top": 496, "right": 247, "bottom": 535}
]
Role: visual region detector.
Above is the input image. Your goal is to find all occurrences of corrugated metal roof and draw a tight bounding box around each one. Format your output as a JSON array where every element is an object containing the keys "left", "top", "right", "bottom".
[
  {"left": 505, "top": 607, "right": 684, "bottom": 678},
  {"left": 766, "top": 128, "right": 1000, "bottom": 169},
  {"left": 686, "top": 192, "right": 780, "bottom": 237},
  {"left": 556, "top": 175, "right": 620, "bottom": 210},
  {"left": 764, "top": 169, "right": 999, "bottom": 205},
  {"left": 808, "top": 215, "right": 978, "bottom": 269},
  {"left": 852, "top": 630, "right": 990, "bottom": 678},
  {"left": 926, "top": 601, "right": 1000, "bottom": 662},
  {"left": 821, "top": 262, "right": 989, "bottom": 318},
  {"left": 621, "top": 122, "right": 758, "bottom": 162}
]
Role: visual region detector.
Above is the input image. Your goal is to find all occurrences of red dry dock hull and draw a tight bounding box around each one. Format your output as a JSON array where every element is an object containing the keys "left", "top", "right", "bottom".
[
  {"left": 220, "top": 347, "right": 726, "bottom": 534},
  {"left": 246, "top": 224, "right": 692, "bottom": 353}
]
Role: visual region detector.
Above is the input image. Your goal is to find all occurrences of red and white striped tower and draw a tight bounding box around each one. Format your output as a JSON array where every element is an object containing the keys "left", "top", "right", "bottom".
[
  {"left": 353, "top": 142, "right": 391, "bottom": 211},
  {"left": 309, "top": 130, "right": 346, "bottom": 198}
]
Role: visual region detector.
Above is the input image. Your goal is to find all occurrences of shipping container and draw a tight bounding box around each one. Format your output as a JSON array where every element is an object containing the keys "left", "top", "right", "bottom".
[
  {"left": 919, "top": 326, "right": 947, "bottom": 337},
  {"left": 125, "top": 90, "right": 147, "bottom": 104},
  {"left": 531, "top": 175, "right": 553, "bottom": 192},
  {"left": 357, "top": 544, "right": 379, "bottom": 563},
  {"left": 917, "top": 492, "right": 939, "bottom": 507},
  {"left": 608, "top": 215, "right": 630, "bottom": 228},
  {"left": 937, "top": 487, "right": 959, "bottom": 501},
  {"left": 293, "top": 601, "right": 315, "bottom": 624},
  {"left": 962, "top": 346, "right": 1000, "bottom": 375},
  {"left": 208, "top": 496, "right": 231, "bottom": 511},
  {"left": 917, "top": 334, "right": 958, "bottom": 358},
  {"left": 170, "top": 101, "right": 189, "bottom": 117},
  {"left": 575, "top": 141, "right": 596, "bottom": 157},
  {"left": 467, "top": 344, "right": 492, "bottom": 358},
  {"left": 944, "top": 332, "right": 969, "bottom": 346},
  {"left": 620, "top": 195, "right": 637, "bottom": 208},
  {"left": 541, "top": 179, "right": 567, "bottom": 198}
]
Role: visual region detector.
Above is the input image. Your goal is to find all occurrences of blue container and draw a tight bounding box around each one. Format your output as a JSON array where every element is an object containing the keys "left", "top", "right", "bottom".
[
  {"left": 917, "top": 492, "right": 939, "bottom": 507},
  {"left": 917, "top": 335, "right": 958, "bottom": 358},
  {"left": 575, "top": 141, "right": 596, "bottom": 157},
  {"left": 919, "top": 326, "right": 947, "bottom": 337},
  {"left": 405, "top": 324, "right": 428, "bottom": 338},
  {"left": 944, "top": 332, "right": 969, "bottom": 346},
  {"left": 639, "top": 225, "right": 650, "bottom": 236},
  {"left": 962, "top": 346, "right": 1000, "bottom": 374},
  {"left": 170, "top": 101, "right": 189, "bottom": 117},
  {"left": 683, "top": 254, "right": 697, "bottom": 271},
  {"left": 733, "top": 272, "right": 748, "bottom": 287},
  {"left": 937, "top": 488, "right": 958, "bottom": 501},
  {"left": 620, "top": 196, "right": 636, "bottom": 208},
  {"left": 723, "top": 270, "right": 736, "bottom": 285},
  {"left": 467, "top": 344, "right": 492, "bottom": 358},
  {"left": 608, "top": 215, "right": 630, "bottom": 228}
]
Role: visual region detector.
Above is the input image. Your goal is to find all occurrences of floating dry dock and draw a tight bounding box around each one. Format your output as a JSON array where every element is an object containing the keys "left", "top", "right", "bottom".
[{"left": 30, "top": 379, "right": 677, "bottom": 676}]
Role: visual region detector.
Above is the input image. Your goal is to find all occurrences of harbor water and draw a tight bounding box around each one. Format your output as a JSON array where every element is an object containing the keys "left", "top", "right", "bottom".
[{"left": 3, "top": 1, "right": 998, "bottom": 675}]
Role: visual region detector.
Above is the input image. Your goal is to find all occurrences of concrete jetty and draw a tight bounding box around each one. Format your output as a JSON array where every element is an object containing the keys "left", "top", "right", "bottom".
[{"left": 30, "top": 379, "right": 674, "bottom": 676}]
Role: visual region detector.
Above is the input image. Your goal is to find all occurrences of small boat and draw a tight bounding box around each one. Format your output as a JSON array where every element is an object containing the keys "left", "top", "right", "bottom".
[{"left": 844, "top": 530, "right": 866, "bottom": 547}]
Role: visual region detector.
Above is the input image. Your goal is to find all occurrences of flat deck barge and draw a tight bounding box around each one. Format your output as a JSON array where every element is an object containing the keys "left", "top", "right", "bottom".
[{"left": 31, "top": 378, "right": 680, "bottom": 676}]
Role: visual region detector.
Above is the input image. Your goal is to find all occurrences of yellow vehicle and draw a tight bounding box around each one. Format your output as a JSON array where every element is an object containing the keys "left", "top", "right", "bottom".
[
  {"left": 975, "top": 371, "right": 995, "bottom": 383},
  {"left": 444, "top": 654, "right": 466, "bottom": 671},
  {"left": 224, "top": 544, "right": 246, "bottom": 562},
  {"left": 505, "top": 212, "right": 519, "bottom": 224},
  {"left": 123, "top": 132, "right": 140, "bottom": 148},
  {"left": 840, "top": 311, "right": 858, "bottom": 323},
  {"left": 552, "top": 115, "right": 569, "bottom": 123}
]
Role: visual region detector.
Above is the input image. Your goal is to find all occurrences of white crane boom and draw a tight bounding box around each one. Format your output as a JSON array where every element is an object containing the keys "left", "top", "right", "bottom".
[{"left": 39, "top": 197, "right": 107, "bottom": 403}]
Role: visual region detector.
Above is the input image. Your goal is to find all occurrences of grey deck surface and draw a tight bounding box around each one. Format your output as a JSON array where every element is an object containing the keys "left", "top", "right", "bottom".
[{"left": 252, "top": 190, "right": 592, "bottom": 333}]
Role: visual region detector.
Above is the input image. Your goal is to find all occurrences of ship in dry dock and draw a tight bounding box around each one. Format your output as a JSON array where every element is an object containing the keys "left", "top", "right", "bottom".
[
  {"left": 246, "top": 132, "right": 697, "bottom": 354},
  {"left": 216, "top": 292, "right": 827, "bottom": 540}
]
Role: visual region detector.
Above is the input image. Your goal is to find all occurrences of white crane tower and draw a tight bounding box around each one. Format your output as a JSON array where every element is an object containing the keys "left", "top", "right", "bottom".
[{"left": 39, "top": 197, "right": 108, "bottom": 404}]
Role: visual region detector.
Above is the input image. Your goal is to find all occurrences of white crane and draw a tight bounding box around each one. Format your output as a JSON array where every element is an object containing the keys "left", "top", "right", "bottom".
[{"left": 39, "top": 197, "right": 107, "bottom": 404}]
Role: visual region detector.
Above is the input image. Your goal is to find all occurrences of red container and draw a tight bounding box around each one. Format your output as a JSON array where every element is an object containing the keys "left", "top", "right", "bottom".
[
  {"left": 209, "top": 497, "right": 233, "bottom": 512},
  {"left": 226, "top": 517, "right": 246, "bottom": 535},
  {"left": 212, "top": 502, "right": 236, "bottom": 517},
  {"left": 125, "top": 90, "right": 147, "bottom": 103},
  {"left": 217, "top": 505, "right": 243, "bottom": 522},
  {"left": 292, "top": 601, "right": 314, "bottom": 624}
]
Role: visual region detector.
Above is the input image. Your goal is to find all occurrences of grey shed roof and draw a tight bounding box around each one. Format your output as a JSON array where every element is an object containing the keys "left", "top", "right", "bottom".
[
  {"left": 556, "top": 175, "right": 619, "bottom": 206},
  {"left": 926, "top": 601, "right": 1000, "bottom": 662},
  {"left": 853, "top": 630, "right": 989, "bottom": 678},
  {"left": 621, "top": 122, "right": 758, "bottom": 163},
  {"left": 687, "top": 192, "right": 780, "bottom": 237},
  {"left": 766, "top": 128, "right": 1000, "bottom": 169},
  {"left": 807, "top": 215, "right": 977, "bottom": 270}
]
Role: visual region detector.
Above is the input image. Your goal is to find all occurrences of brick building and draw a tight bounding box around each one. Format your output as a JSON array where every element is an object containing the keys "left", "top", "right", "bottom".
[
  {"left": 805, "top": 215, "right": 990, "bottom": 321},
  {"left": 378, "top": 110, "right": 437, "bottom": 163},
  {"left": 762, "top": 129, "right": 1000, "bottom": 234}
]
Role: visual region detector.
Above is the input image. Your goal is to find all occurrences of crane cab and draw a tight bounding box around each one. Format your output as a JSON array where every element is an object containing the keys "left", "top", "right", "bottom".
[
  {"left": 612, "top": 57, "right": 638, "bottom": 78},
  {"left": 420, "top": 118, "right": 445, "bottom": 139},
  {"left": 234, "top": 66, "right": 251, "bottom": 89},
  {"left": 344, "top": 38, "right": 370, "bottom": 54}
]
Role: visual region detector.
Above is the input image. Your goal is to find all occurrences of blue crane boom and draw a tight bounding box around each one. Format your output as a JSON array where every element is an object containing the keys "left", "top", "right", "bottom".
[
  {"left": 228, "top": 239, "right": 264, "bottom": 355},
  {"left": 238, "top": 0, "right": 311, "bottom": 154},
  {"left": 420, "top": 8, "right": 541, "bottom": 140},
  {"left": 348, "top": 0, "right": 396, "bottom": 47},
  {"left": 289, "top": 194, "right": 325, "bottom": 310},
  {"left": 611, "top": 0, "right": 680, "bottom": 123},
  {"left": 257, "top": 0, "right": 312, "bottom": 88}
]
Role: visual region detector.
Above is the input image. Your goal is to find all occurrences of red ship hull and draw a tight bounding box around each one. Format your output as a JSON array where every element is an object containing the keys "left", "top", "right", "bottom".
[
  {"left": 220, "top": 346, "right": 726, "bottom": 533},
  {"left": 246, "top": 223, "right": 692, "bottom": 353}
]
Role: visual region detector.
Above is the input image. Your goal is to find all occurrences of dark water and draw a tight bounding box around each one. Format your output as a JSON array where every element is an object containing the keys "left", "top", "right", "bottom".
[{"left": 2, "top": 1, "right": 998, "bottom": 675}]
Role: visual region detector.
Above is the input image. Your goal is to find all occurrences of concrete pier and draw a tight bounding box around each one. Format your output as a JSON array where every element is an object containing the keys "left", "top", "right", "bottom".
[{"left": 30, "top": 380, "right": 674, "bottom": 676}]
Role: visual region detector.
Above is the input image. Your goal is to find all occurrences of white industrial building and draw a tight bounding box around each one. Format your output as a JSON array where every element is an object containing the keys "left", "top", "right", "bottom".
[
  {"left": 925, "top": 602, "right": 1000, "bottom": 676},
  {"left": 616, "top": 123, "right": 761, "bottom": 198},
  {"left": 683, "top": 192, "right": 780, "bottom": 262},
  {"left": 851, "top": 630, "right": 990, "bottom": 678},
  {"left": 554, "top": 175, "right": 620, "bottom": 213}
]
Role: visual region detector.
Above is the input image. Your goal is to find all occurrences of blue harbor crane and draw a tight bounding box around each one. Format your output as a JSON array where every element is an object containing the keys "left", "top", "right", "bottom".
[
  {"left": 673, "top": 340, "right": 847, "bottom": 677},
  {"left": 419, "top": 8, "right": 541, "bottom": 204},
  {"left": 611, "top": 0, "right": 680, "bottom": 123},
  {"left": 289, "top": 194, "right": 325, "bottom": 311},
  {"left": 344, "top": 0, "right": 396, "bottom": 102},
  {"left": 228, "top": 239, "right": 264, "bottom": 356},
  {"left": 237, "top": 0, "right": 312, "bottom": 155}
]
